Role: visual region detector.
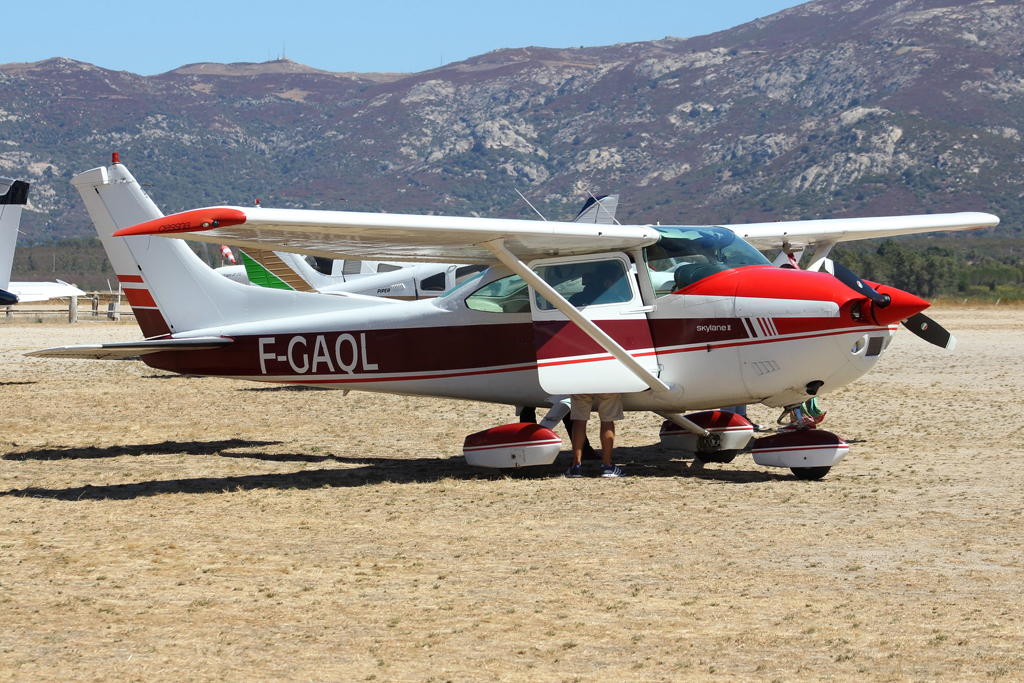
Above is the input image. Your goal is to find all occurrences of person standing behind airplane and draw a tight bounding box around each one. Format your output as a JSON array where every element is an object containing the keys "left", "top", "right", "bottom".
[{"left": 566, "top": 394, "right": 625, "bottom": 478}]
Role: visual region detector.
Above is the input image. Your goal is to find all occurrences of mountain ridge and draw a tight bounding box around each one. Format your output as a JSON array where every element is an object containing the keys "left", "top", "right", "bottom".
[{"left": 1, "top": 0, "right": 1021, "bottom": 243}]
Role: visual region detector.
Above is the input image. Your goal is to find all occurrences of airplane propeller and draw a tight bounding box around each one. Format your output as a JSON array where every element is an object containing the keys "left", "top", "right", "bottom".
[
  {"left": 901, "top": 312, "right": 956, "bottom": 350},
  {"left": 822, "top": 260, "right": 891, "bottom": 308},
  {"left": 819, "top": 258, "right": 956, "bottom": 351}
]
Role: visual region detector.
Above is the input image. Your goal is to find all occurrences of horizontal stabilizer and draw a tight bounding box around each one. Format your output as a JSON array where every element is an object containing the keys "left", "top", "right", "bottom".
[{"left": 25, "top": 336, "right": 233, "bottom": 360}]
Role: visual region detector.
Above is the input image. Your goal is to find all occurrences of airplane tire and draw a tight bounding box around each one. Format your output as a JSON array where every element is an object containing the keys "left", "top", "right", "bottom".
[
  {"left": 694, "top": 450, "right": 738, "bottom": 464},
  {"left": 790, "top": 466, "right": 831, "bottom": 480}
]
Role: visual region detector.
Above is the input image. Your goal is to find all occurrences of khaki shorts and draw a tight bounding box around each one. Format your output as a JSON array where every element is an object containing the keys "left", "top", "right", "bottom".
[{"left": 570, "top": 393, "right": 624, "bottom": 423}]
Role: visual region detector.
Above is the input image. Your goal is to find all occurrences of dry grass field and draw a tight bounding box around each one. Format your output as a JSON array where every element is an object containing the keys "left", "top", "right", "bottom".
[{"left": 1, "top": 307, "right": 1022, "bottom": 682}]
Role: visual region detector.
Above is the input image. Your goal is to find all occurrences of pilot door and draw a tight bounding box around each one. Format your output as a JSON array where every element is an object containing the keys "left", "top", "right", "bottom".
[{"left": 528, "top": 253, "right": 660, "bottom": 395}]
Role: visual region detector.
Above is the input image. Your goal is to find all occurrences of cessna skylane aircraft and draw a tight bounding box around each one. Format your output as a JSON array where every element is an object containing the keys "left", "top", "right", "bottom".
[
  {"left": 0, "top": 178, "right": 86, "bottom": 304},
  {"left": 29, "top": 156, "right": 998, "bottom": 479}
]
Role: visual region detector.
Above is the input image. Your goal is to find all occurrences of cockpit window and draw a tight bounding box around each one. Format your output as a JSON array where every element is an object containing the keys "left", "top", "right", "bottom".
[
  {"left": 644, "top": 227, "right": 770, "bottom": 297},
  {"left": 465, "top": 273, "right": 530, "bottom": 313},
  {"left": 533, "top": 259, "right": 632, "bottom": 310}
]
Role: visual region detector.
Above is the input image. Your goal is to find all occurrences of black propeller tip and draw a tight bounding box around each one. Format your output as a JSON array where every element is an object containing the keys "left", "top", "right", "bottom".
[{"left": 902, "top": 313, "right": 956, "bottom": 350}]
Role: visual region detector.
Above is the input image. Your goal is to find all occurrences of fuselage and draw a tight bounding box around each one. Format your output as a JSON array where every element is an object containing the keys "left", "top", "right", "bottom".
[{"left": 144, "top": 258, "right": 911, "bottom": 413}]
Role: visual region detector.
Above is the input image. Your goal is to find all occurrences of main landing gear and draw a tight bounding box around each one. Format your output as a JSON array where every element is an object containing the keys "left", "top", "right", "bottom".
[{"left": 658, "top": 398, "right": 850, "bottom": 480}]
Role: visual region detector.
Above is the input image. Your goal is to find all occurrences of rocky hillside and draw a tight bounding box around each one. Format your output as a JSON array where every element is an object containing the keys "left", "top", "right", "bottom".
[{"left": 1, "top": 0, "right": 1022, "bottom": 243}]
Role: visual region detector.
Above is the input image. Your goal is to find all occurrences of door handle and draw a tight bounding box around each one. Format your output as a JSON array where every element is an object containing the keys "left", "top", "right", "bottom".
[{"left": 621, "top": 305, "right": 657, "bottom": 314}]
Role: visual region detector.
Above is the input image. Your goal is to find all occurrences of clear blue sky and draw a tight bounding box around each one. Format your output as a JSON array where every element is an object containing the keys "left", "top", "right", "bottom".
[{"left": 2, "top": 1, "right": 807, "bottom": 75}]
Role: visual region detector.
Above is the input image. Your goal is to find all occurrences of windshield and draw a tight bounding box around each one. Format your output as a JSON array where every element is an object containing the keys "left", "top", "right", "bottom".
[
  {"left": 645, "top": 227, "right": 770, "bottom": 297},
  {"left": 465, "top": 273, "right": 530, "bottom": 313}
]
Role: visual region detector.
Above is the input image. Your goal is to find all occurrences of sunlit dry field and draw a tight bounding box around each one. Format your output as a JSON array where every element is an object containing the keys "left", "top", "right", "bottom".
[{"left": 1, "top": 308, "right": 1022, "bottom": 682}]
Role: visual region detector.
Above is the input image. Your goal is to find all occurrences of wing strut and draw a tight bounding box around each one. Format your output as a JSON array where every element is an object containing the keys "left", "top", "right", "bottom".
[{"left": 484, "top": 240, "right": 703, "bottom": 433}]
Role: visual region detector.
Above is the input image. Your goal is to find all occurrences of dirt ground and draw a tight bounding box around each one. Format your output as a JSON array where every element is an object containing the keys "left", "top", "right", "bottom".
[{"left": 0, "top": 307, "right": 1022, "bottom": 682}]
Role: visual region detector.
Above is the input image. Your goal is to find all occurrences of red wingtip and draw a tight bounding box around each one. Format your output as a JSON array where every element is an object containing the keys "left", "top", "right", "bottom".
[
  {"left": 113, "top": 208, "right": 247, "bottom": 237},
  {"left": 112, "top": 152, "right": 120, "bottom": 164}
]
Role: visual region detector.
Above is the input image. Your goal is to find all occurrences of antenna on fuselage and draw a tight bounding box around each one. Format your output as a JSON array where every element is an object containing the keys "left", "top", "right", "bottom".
[{"left": 515, "top": 188, "right": 547, "bottom": 221}]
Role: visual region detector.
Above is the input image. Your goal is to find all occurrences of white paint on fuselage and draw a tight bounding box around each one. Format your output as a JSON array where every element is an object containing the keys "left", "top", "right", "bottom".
[{"left": 171, "top": 265, "right": 894, "bottom": 413}]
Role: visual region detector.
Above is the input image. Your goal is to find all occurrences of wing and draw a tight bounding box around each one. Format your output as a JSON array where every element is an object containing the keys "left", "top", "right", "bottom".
[
  {"left": 26, "top": 337, "right": 233, "bottom": 360},
  {"left": 113, "top": 206, "right": 661, "bottom": 264},
  {"left": 7, "top": 281, "right": 87, "bottom": 302},
  {"left": 731, "top": 212, "right": 999, "bottom": 250}
]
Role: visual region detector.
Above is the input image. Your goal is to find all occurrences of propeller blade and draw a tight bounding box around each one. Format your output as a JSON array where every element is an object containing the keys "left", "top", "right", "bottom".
[
  {"left": 823, "top": 259, "right": 891, "bottom": 307},
  {"left": 902, "top": 313, "right": 956, "bottom": 350}
]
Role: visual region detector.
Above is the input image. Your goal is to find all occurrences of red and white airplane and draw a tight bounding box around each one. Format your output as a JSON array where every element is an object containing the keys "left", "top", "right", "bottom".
[{"left": 29, "top": 156, "right": 998, "bottom": 479}]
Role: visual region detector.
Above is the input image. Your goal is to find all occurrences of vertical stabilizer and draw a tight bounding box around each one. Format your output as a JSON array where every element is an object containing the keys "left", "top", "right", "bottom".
[
  {"left": 0, "top": 178, "right": 29, "bottom": 290},
  {"left": 574, "top": 194, "right": 619, "bottom": 225},
  {"left": 72, "top": 158, "right": 379, "bottom": 337}
]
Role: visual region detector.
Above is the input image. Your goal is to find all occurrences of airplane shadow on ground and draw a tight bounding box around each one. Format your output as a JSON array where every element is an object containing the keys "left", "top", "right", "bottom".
[
  {"left": 0, "top": 441, "right": 786, "bottom": 502},
  {"left": 3, "top": 439, "right": 281, "bottom": 461}
]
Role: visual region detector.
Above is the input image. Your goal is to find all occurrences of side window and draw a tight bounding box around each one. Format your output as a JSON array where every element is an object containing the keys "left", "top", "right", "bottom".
[
  {"left": 465, "top": 274, "right": 530, "bottom": 313},
  {"left": 455, "top": 264, "right": 487, "bottom": 284},
  {"left": 533, "top": 259, "right": 632, "bottom": 311},
  {"left": 419, "top": 272, "right": 447, "bottom": 292},
  {"left": 377, "top": 263, "right": 403, "bottom": 273},
  {"left": 307, "top": 256, "right": 335, "bottom": 275}
]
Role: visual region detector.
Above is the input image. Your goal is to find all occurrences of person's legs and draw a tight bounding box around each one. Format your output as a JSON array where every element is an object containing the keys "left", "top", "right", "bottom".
[
  {"left": 572, "top": 418, "right": 588, "bottom": 467},
  {"left": 569, "top": 394, "right": 594, "bottom": 471},
  {"left": 562, "top": 414, "right": 598, "bottom": 459},
  {"left": 599, "top": 420, "right": 615, "bottom": 466}
]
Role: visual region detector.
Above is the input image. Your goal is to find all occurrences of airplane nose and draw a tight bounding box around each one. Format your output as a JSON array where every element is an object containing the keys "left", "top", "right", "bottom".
[{"left": 869, "top": 285, "right": 930, "bottom": 326}]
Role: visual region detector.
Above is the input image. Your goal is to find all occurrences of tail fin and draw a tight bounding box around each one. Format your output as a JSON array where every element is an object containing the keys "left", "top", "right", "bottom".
[
  {"left": 241, "top": 249, "right": 316, "bottom": 291},
  {"left": 0, "top": 178, "right": 29, "bottom": 291},
  {"left": 574, "top": 194, "right": 619, "bottom": 225},
  {"left": 72, "top": 158, "right": 376, "bottom": 337}
]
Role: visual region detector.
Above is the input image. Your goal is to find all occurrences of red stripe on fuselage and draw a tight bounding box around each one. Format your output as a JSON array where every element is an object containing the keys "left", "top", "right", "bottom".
[
  {"left": 140, "top": 317, "right": 888, "bottom": 383},
  {"left": 117, "top": 274, "right": 145, "bottom": 284},
  {"left": 533, "top": 319, "right": 655, "bottom": 361},
  {"left": 144, "top": 323, "right": 538, "bottom": 377}
]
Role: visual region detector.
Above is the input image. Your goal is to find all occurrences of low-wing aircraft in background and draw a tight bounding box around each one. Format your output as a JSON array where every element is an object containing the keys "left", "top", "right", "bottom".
[
  {"left": 29, "top": 156, "right": 997, "bottom": 479},
  {"left": 0, "top": 178, "right": 87, "bottom": 304}
]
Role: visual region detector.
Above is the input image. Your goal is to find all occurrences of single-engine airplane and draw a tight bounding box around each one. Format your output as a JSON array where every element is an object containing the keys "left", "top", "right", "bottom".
[
  {"left": 29, "top": 156, "right": 998, "bottom": 479},
  {"left": 1, "top": 177, "right": 87, "bottom": 304}
]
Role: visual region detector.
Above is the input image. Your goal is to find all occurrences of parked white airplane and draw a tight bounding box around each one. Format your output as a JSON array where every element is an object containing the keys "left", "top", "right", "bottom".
[
  {"left": 29, "top": 156, "right": 997, "bottom": 480},
  {"left": 0, "top": 178, "right": 87, "bottom": 304}
]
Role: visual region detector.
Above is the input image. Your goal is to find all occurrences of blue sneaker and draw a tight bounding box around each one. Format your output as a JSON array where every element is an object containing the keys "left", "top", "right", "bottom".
[
  {"left": 600, "top": 464, "right": 625, "bottom": 478},
  {"left": 565, "top": 465, "right": 583, "bottom": 478}
]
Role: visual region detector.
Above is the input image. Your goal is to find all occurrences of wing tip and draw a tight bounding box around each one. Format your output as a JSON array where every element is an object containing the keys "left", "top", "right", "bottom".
[{"left": 114, "top": 208, "right": 247, "bottom": 237}]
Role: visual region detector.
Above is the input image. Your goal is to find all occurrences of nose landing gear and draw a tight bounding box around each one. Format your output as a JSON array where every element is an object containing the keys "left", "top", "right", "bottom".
[{"left": 751, "top": 398, "right": 847, "bottom": 480}]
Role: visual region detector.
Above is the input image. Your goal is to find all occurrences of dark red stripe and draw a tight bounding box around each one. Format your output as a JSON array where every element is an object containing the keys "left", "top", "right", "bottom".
[
  {"left": 124, "top": 288, "right": 157, "bottom": 308},
  {"left": 134, "top": 308, "right": 172, "bottom": 338},
  {"left": 534, "top": 319, "right": 654, "bottom": 361}
]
